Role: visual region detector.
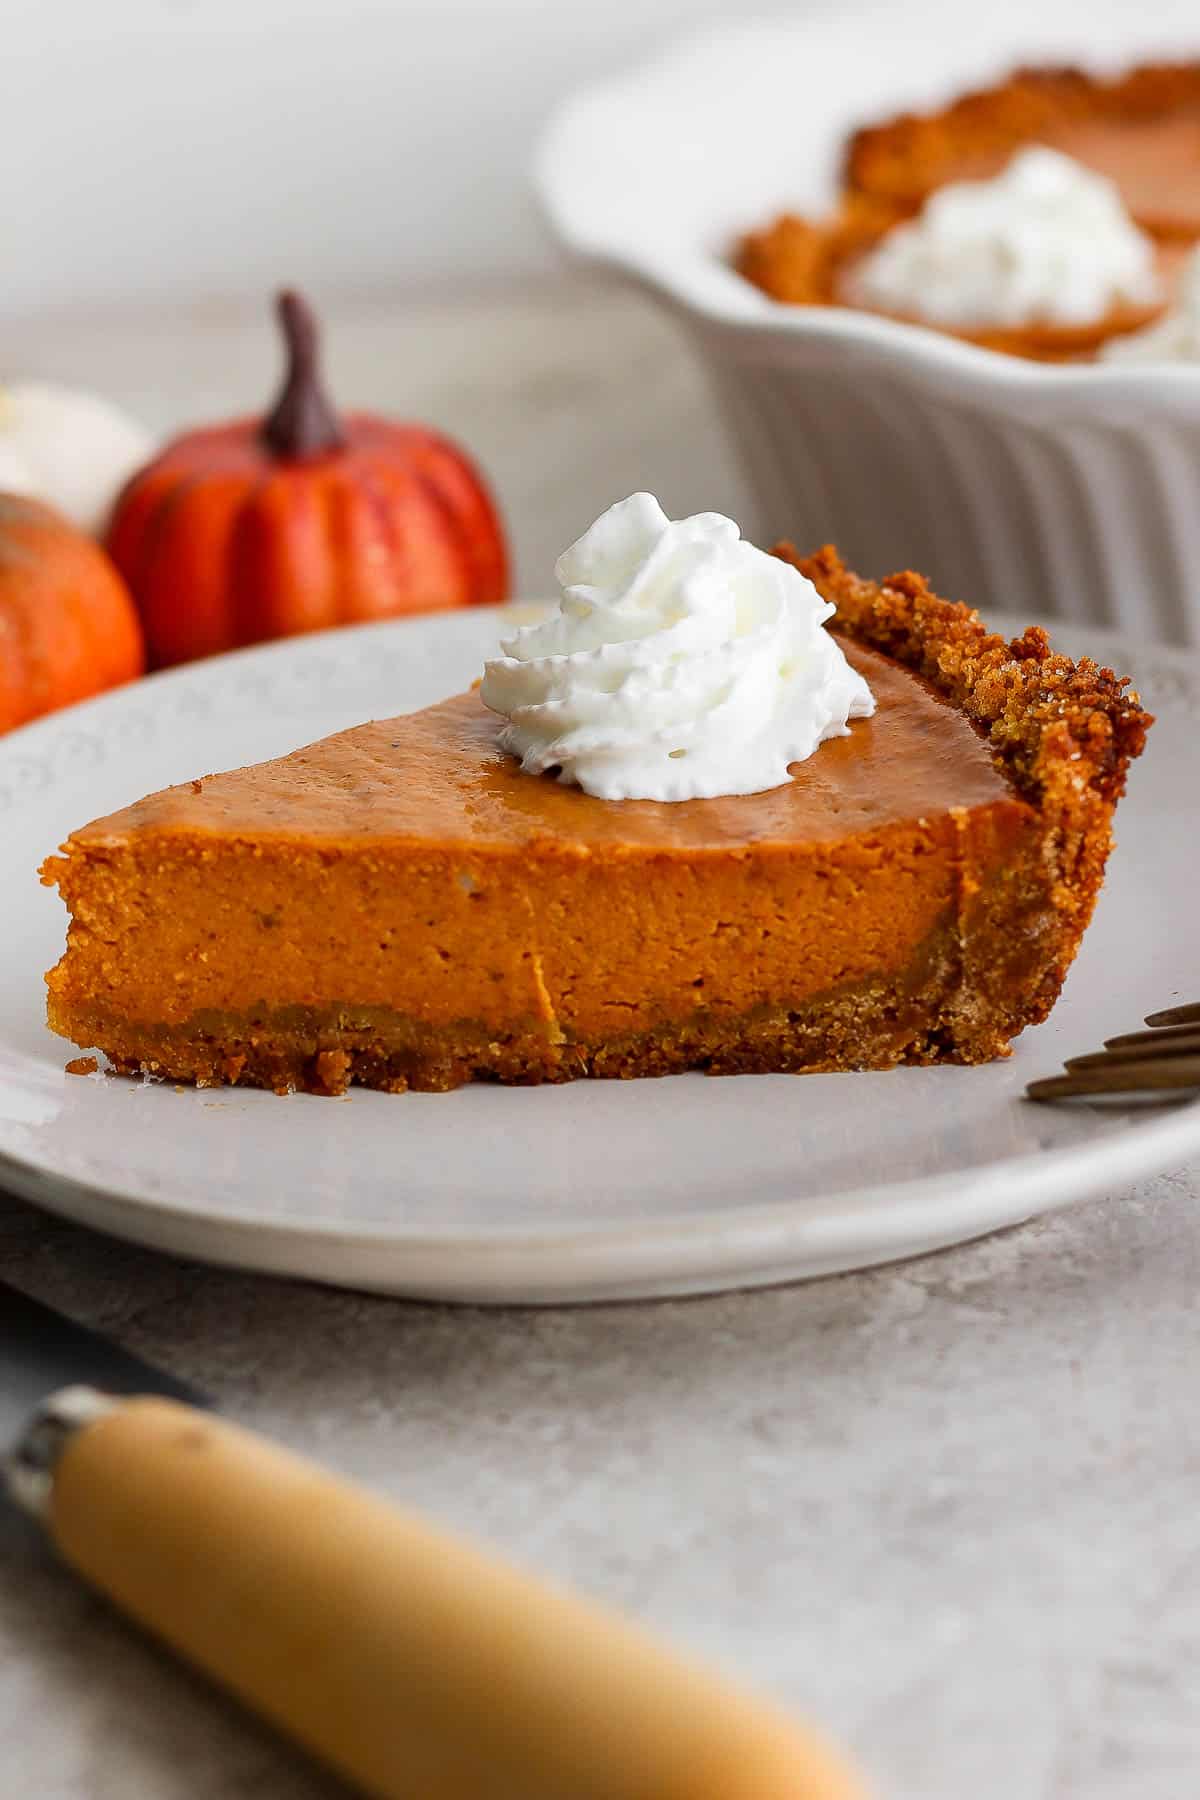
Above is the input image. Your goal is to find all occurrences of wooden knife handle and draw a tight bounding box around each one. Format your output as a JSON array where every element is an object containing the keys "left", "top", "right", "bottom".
[{"left": 49, "top": 1396, "right": 865, "bottom": 1800}]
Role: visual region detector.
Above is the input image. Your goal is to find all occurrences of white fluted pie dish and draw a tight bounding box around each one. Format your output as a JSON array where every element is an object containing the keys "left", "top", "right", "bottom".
[{"left": 535, "top": 2, "right": 1200, "bottom": 643}]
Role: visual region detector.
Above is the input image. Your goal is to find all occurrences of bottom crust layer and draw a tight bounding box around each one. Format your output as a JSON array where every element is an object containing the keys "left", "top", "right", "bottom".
[{"left": 50, "top": 955, "right": 1031, "bottom": 1097}]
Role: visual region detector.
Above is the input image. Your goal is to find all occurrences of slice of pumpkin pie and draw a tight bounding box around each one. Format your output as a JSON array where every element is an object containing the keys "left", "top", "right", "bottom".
[{"left": 42, "top": 496, "right": 1150, "bottom": 1094}]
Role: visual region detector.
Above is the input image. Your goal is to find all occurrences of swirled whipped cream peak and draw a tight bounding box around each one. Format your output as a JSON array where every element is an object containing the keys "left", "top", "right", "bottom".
[
  {"left": 1103, "top": 245, "right": 1200, "bottom": 362},
  {"left": 846, "top": 146, "right": 1161, "bottom": 330},
  {"left": 479, "top": 493, "right": 875, "bottom": 803}
]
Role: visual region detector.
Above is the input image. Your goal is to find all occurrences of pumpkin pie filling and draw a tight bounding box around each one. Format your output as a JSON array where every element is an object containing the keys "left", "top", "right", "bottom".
[{"left": 41, "top": 548, "right": 1150, "bottom": 1094}]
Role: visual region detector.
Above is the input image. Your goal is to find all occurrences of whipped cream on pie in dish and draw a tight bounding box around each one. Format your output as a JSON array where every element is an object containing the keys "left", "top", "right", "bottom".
[
  {"left": 845, "top": 147, "right": 1162, "bottom": 330},
  {"left": 480, "top": 493, "right": 875, "bottom": 802}
]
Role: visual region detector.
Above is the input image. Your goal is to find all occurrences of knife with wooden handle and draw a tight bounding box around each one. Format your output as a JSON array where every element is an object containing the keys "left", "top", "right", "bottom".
[{"left": 2, "top": 1284, "right": 866, "bottom": 1800}]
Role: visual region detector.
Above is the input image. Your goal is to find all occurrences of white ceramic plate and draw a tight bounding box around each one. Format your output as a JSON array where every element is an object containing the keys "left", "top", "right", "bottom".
[{"left": 2, "top": 608, "right": 1197, "bottom": 1303}]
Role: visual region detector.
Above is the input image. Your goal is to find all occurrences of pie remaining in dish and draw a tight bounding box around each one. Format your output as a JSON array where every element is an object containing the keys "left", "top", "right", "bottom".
[
  {"left": 41, "top": 550, "right": 1150, "bottom": 1095},
  {"left": 843, "top": 61, "right": 1200, "bottom": 242},
  {"left": 738, "top": 58, "right": 1200, "bottom": 360}
]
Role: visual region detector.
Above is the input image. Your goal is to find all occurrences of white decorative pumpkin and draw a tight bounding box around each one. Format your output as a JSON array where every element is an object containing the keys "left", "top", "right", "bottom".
[{"left": 0, "top": 382, "right": 154, "bottom": 535}]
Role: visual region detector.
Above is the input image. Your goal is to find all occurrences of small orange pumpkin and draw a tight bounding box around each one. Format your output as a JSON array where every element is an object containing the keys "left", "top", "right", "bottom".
[
  {"left": 0, "top": 495, "right": 145, "bottom": 733},
  {"left": 107, "top": 290, "right": 510, "bottom": 669}
]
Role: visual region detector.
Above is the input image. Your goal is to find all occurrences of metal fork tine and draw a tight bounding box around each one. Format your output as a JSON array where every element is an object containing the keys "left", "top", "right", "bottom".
[
  {"left": 1069, "top": 1035, "right": 1200, "bottom": 1069},
  {"left": 1027, "top": 1057, "right": 1200, "bottom": 1102},
  {"left": 1145, "top": 1002, "right": 1200, "bottom": 1028},
  {"left": 1106, "top": 1024, "right": 1200, "bottom": 1051}
]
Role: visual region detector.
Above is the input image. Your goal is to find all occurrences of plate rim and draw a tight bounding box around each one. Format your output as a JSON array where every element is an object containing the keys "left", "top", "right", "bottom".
[{"left": 2, "top": 1090, "right": 1199, "bottom": 1254}]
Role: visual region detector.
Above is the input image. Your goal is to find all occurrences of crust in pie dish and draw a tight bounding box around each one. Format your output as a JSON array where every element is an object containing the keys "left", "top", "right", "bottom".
[
  {"left": 737, "top": 59, "right": 1200, "bottom": 359},
  {"left": 41, "top": 552, "right": 1151, "bottom": 1095}
]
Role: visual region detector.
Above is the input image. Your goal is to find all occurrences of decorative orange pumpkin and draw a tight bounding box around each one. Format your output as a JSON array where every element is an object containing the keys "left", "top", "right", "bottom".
[
  {"left": 107, "top": 290, "right": 510, "bottom": 669},
  {"left": 0, "top": 495, "right": 145, "bottom": 733}
]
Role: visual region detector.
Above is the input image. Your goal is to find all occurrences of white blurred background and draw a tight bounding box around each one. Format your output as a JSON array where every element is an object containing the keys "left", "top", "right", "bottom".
[
  {"left": 10, "top": 0, "right": 1193, "bottom": 592},
  {"left": 7, "top": 0, "right": 812, "bottom": 323}
]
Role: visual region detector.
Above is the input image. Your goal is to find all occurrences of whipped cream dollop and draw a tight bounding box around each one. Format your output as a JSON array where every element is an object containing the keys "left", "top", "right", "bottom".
[
  {"left": 480, "top": 493, "right": 875, "bottom": 803},
  {"left": 846, "top": 147, "right": 1161, "bottom": 329},
  {"left": 1103, "top": 246, "right": 1200, "bottom": 362}
]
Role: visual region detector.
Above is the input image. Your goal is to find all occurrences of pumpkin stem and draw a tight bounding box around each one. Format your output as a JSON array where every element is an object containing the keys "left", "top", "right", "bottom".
[{"left": 261, "top": 289, "right": 347, "bottom": 460}]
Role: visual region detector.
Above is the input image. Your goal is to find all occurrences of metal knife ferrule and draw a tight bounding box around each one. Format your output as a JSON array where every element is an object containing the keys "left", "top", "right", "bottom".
[{"left": 4, "top": 1385, "right": 117, "bottom": 1522}]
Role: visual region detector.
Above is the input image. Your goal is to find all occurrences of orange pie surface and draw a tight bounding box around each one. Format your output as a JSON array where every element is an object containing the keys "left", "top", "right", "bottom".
[
  {"left": 42, "top": 549, "right": 1150, "bottom": 1094},
  {"left": 843, "top": 63, "right": 1200, "bottom": 243}
]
